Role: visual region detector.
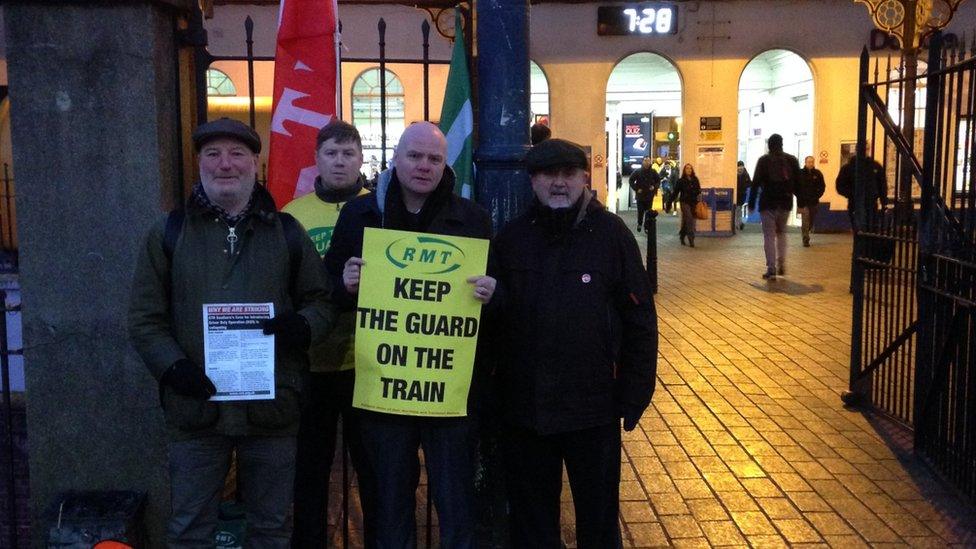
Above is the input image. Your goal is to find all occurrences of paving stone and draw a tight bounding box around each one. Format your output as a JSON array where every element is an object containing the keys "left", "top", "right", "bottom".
[
  {"left": 773, "top": 518, "right": 824, "bottom": 543},
  {"left": 673, "top": 478, "right": 714, "bottom": 499},
  {"left": 620, "top": 500, "right": 657, "bottom": 523},
  {"left": 730, "top": 510, "right": 778, "bottom": 535},
  {"left": 687, "top": 498, "right": 729, "bottom": 522},
  {"left": 626, "top": 521, "right": 669, "bottom": 547},
  {"left": 703, "top": 470, "right": 744, "bottom": 492},
  {"left": 660, "top": 514, "right": 704, "bottom": 539},
  {"left": 746, "top": 534, "right": 790, "bottom": 548},
  {"left": 822, "top": 534, "right": 870, "bottom": 548},
  {"left": 742, "top": 478, "right": 784, "bottom": 498},
  {"left": 700, "top": 520, "right": 747, "bottom": 546},
  {"left": 670, "top": 537, "right": 712, "bottom": 548},
  {"left": 756, "top": 497, "right": 803, "bottom": 519},
  {"left": 804, "top": 511, "right": 855, "bottom": 536},
  {"left": 649, "top": 492, "right": 690, "bottom": 516}
]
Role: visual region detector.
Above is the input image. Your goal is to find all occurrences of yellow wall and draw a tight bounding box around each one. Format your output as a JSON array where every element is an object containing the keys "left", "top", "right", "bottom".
[{"left": 540, "top": 52, "right": 861, "bottom": 211}]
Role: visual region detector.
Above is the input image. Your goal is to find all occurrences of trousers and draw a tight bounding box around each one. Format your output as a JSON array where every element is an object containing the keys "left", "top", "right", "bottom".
[
  {"left": 760, "top": 208, "right": 790, "bottom": 270},
  {"left": 501, "top": 422, "right": 623, "bottom": 549},
  {"left": 167, "top": 435, "right": 296, "bottom": 549}
]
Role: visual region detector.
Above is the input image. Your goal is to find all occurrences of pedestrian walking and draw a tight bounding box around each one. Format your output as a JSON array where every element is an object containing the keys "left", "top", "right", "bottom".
[
  {"left": 797, "top": 155, "right": 826, "bottom": 247},
  {"left": 672, "top": 163, "right": 702, "bottom": 247},
  {"left": 735, "top": 160, "right": 752, "bottom": 230},
  {"left": 749, "top": 133, "right": 801, "bottom": 279},
  {"left": 628, "top": 156, "right": 660, "bottom": 232}
]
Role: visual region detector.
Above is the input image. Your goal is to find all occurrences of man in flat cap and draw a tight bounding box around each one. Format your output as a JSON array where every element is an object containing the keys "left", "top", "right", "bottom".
[
  {"left": 129, "top": 117, "right": 335, "bottom": 547},
  {"left": 491, "top": 138, "right": 658, "bottom": 548}
]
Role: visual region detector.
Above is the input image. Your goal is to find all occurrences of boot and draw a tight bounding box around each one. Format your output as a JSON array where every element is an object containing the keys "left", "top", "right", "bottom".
[
  {"left": 689, "top": 236, "right": 695, "bottom": 248},
  {"left": 680, "top": 234, "right": 686, "bottom": 246}
]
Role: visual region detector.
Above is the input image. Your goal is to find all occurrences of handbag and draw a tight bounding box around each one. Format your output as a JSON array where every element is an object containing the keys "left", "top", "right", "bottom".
[{"left": 694, "top": 200, "right": 710, "bottom": 220}]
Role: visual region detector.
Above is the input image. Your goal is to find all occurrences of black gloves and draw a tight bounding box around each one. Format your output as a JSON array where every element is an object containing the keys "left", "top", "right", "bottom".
[
  {"left": 162, "top": 358, "right": 216, "bottom": 400},
  {"left": 261, "top": 311, "right": 311, "bottom": 352},
  {"left": 620, "top": 402, "right": 644, "bottom": 432}
]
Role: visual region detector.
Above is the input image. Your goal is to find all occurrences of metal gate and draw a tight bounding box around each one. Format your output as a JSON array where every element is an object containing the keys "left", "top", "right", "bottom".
[{"left": 848, "top": 32, "right": 976, "bottom": 500}]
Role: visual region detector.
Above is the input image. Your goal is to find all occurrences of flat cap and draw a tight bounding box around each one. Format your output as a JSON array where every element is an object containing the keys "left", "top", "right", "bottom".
[
  {"left": 192, "top": 117, "right": 262, "bottom": 154},
  {"left": 525, "top": 138, "right": 588, "bottom": 174}
]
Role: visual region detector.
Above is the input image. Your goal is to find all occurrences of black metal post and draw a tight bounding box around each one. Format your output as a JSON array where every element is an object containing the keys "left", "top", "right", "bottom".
[
  {"left": 644, "top": 211, "right": 658, "bottom": 293},
  {"left": 245, "top": 16, "right": 257, "bottom": 130},
  {"left": 914, "top": 31, "right": 944, "bottom": 448},
  {"left": 475, "top": 0, "right": 532, "bottom": 231},
  {"left": 843, "top": 46, "right": 871, "bottom": 406},
  {"left": 378, "top": 19, "right": 388, "bottom": 171},
  {"left": 337, "top": 21, "right": 344, "bottom": 120},
  {"left": 0, "top": 290, "right": 15, "bottom": 549},
  {"left": 422, "top": 20, "right": 431, "bottom": 122}
]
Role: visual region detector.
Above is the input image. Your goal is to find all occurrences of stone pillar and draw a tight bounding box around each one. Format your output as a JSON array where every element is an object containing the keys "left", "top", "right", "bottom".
[
  {"left": 475, "top": 0, "right": 532, "bottom": 230},
  {"left": 3, "top": 1, "right": 194, "bottom": 544}
]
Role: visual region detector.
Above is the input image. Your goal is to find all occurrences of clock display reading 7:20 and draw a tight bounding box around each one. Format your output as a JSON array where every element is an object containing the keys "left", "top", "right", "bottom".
[
  {"left": 624, "top": 7, "right": 673, "bottom": 34},
  {"left": 597, "top": 5, "right": 678, "bottom": 36}
]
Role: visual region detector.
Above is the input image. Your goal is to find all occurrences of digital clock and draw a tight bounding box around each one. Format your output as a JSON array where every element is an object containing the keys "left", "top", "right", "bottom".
[{"left": 597, "top": 4, "right": 678, "bottom": 36}]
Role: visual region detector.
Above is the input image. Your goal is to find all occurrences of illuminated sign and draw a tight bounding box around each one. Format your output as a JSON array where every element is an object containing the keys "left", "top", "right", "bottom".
[{"left": 598, "top": 4, "right": 678, "bottom": 36}]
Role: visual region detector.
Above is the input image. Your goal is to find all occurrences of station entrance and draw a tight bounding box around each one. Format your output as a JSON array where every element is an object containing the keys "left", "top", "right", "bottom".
[
  {"left": 737, "top": 49, "right": 814, "bottom": 225},
  {"left": 605, "top": 52, "right": 682, "bottom": 214}
]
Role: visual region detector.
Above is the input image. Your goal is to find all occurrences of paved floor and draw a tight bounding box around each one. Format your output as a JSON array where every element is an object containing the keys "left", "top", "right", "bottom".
[{"left": 326, "top": 210, "right": 976, "bottom": 547}]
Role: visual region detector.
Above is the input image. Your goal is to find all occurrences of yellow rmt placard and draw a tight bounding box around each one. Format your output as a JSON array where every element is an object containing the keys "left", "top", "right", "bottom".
[{"left": 352, "top": 227, "right": 489, "bottom": 416}]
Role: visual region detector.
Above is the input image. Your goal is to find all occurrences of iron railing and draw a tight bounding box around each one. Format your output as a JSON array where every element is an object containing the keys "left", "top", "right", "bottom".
[{"left": 848, "top": 31, "right": 976, "bottom": 501}]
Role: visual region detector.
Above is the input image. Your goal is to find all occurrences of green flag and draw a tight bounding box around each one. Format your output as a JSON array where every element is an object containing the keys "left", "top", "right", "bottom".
[{"left": 438, "top": 10, "right": 474, "bottom": 198}]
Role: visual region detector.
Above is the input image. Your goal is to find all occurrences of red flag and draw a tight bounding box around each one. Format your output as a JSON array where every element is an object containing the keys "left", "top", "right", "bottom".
[{"left": 268, "top": 0, "right": 339, "bottom": 208}]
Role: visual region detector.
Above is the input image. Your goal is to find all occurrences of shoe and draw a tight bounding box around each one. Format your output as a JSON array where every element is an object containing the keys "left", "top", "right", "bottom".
[
  {"left": 803, "top": 238, "right": 810, "bottom": 247},
  {"left": 762, "top": 270, "right": 776, "bottom": 280},
  {"left": 680, "top": 235, "right": 686, "bottom": 246},
  {"left": 777, "top": 265, "right": 785, "bottom": 276},
  {"left": 689, "top": 238, "right": 695, "bottom": 248},
  {"left": 739, "top": 223, "right": 745, "bottom": 230}
]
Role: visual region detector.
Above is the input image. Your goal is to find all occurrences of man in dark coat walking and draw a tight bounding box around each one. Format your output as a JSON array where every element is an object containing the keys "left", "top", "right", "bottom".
[
  {"left": 628, "top": 156, "right": 660, "bottom": 232},
  {"left": 492, "top": 138, "right": 658, "bottom": 549},
  {"left": 796, "top": 155, "right": 826, "bottom": 247},
  {"left": 749, "top": 133, "right": 801, "bottom": 280}
]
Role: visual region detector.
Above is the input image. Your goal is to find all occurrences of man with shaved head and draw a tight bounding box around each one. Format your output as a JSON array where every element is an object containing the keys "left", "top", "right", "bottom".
[{"left": 324, "top": 122, "right": 494, "bottom": 547}]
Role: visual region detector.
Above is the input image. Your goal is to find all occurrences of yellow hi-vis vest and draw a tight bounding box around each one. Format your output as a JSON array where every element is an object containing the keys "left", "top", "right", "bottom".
[{"left": 282, "top": 187, "right": 369, "bottom": 372}]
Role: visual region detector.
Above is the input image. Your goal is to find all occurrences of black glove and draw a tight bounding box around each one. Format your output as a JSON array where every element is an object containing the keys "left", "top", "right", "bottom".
[
  {"left": 619, "top": 402, "right": 644, "bottom": 432},
  {"left": 161, "top": 358, "right": 216, "bottom": 400},
  {"left": 261, "top": 311, "right": 311, "bottom": 352}
]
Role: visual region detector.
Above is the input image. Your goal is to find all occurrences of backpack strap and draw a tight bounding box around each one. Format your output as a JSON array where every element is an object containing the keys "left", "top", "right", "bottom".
[{"left": 163, "top": 208, "right": 185, "bottom": 263}]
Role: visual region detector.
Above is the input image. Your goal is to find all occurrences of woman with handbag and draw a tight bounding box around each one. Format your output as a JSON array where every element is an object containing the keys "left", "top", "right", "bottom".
[{"left": 673, "top": 163, "right": 702, "bottom": 247}]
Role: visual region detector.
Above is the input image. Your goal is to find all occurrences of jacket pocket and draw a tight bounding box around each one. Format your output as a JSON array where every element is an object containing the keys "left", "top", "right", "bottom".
[
  {"left": 161, "top": 387, "right": 219, "bottom": 432},
  {"left": 246, "top": 370, "right": 302, "bottom": 429}
]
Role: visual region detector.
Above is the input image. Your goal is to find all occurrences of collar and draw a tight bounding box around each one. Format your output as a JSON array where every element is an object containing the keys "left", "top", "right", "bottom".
[
  {"left": 314, "top": 175, "right": 366, "bottom": 204},
  {"left": 186, "top": 182, "right": 278, "bottom": 225}
]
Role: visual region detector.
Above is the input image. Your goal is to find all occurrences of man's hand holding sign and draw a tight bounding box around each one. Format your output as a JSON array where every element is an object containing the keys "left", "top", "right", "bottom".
[{"left": 346, "top": 228, "right": 491, "bottom": 416}]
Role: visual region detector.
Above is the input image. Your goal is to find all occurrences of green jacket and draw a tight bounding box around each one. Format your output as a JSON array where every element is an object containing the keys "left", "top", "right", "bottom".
[{"left": 128, "top": 185, "right": 336, "bottom": 439}]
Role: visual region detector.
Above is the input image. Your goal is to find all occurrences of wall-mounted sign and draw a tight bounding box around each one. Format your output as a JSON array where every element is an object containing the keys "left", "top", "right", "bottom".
[
  {"left": 700, "top": 117, "right": 722, "bottom": 131},
  {"left": 620, "top": 113, "right": 652, "bottom": 176},
  {"left": 598, "top": 4, "right": 678, "bottom": 36}
]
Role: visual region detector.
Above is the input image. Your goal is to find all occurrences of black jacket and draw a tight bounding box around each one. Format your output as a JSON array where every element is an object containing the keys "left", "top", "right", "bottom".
[
  {"left": 491, "top": 193, "right": 658, "bottom": 434},
  {"left": 749, "top": 150, "right": 801, "bottom": 211},
  {"left": 796, "top": 167, "right": 826, "bottom": 209},
  {"left": 672, "top": 175, "right": 701, "bottom": 206},
  {"left": 836, "top": 156, "right": 888, "bottom": 211},
  {"left": 736, "top": 170, "right": 752, "bottom": 206},
  {"left": 629, "top": 168, "right": 660, "bottom": 204}
]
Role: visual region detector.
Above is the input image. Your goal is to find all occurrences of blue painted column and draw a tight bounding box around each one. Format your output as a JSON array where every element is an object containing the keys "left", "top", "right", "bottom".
[{"left": 475, "top": 0, "right": 532, "bottom": 231}]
